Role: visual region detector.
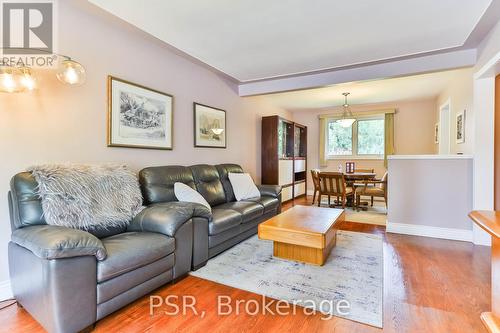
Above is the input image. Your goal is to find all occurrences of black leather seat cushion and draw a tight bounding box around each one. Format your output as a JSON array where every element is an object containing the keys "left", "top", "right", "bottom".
[
  {"left": 245, "top": 195, "right": 279, "bottom": 214},
  {"left": 209, "top": 209, "right": 242, "bottom": 235},
  {"left": 216, "top": 201, "right": 264, "bottom": 222},
  {"left": 98, "top": 232, "right": 175, "bottom": 282}
]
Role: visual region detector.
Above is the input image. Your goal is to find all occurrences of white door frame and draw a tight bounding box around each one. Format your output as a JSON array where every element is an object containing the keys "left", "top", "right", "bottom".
[
  {"left": 439, "top": 99, "right": 451, "bottom": 155},
  {"left": 472, "top": 49, "right": 500, "bottom": 246}
]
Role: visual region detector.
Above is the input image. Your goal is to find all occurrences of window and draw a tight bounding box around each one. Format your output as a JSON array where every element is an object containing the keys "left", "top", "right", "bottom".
[{"left": 327, "top": 118, "right": 385, "bottom": 158}]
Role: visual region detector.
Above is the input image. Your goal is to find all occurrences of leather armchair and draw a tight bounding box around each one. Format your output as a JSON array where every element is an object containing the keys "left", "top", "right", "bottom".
[{"left": 7, "top": 172, "right": 200, "bottom": 333}]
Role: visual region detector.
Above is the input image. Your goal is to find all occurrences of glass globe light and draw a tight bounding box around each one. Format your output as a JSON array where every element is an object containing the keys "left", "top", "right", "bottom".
[
  {"left": 56, "top": 59, "right": 86, "bottom": 85},
  {"left": 0, "top": 66, "right": 23, "bottom": 93},
  {"left": 19, "top": 67, "right": 37, "bottom": 91}
]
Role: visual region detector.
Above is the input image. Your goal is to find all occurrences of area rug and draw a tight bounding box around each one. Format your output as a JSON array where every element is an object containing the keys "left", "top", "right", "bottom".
[
  {"left": 190, "top": 231, "right": 383, "bottom": 327},
  {"left": 319, "top": 198, "right": 387, "bottom": 226}
]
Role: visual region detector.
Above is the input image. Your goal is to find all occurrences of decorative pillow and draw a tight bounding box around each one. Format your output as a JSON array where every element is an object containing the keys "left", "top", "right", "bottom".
[
  {"left": 228, "top": 173, "right": 261, "bottom": 201},
  {"left": 174, "top": 182, "right": 211, "bottom": 211},
  {"left": 28, "top": 164, "right": 144, "bottom": 232}
]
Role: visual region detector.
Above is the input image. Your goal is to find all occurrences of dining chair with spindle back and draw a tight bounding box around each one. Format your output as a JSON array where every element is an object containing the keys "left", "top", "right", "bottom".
[{"left": 318, "top": 172, "right": 354, "bottom": 208}]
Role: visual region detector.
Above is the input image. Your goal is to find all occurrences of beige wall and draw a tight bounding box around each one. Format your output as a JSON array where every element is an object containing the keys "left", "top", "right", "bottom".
[
  {"left": 0, "top": 1, "right": 289, "bottom": 285},
  {"left": 387, "top": 156, "right": 473, "bottom": 231},
  {"left": 435, "top": 68, "right": 474, "bottom": 154},
  {"left": 292, "top": 99, "right": 437, "bottom": 190}
]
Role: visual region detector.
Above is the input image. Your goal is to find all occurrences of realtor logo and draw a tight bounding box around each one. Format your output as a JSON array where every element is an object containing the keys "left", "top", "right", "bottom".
[{"left": 2, "top": 1, "right": 53, "bottom": 54}]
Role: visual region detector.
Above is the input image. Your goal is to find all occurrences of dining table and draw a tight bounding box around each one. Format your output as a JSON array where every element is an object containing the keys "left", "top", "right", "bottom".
[{"left": 319, "top": 171, "right": 377, "bottom": 208}]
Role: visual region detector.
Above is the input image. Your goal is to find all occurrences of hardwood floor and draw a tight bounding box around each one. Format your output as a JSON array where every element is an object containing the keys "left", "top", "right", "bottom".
[{"left": 0, "top": 196, "right": 491, "bottom": 332}]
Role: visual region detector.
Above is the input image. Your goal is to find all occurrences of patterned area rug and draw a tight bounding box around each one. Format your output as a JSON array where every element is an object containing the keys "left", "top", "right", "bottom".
[
  {"left": 319, "top": 198, "right": 387, "bottom": 226},
  {"left": 190, "top": 231, "right": 383, "bottom": 327}
]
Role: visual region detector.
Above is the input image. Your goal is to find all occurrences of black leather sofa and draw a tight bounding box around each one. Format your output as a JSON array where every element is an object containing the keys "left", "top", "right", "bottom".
[
  {"left": 7, "top": 164, "right": 280, "bottom": 333},
  {"left": 139, "top": 163, "right": 282, "bottom": 269}
]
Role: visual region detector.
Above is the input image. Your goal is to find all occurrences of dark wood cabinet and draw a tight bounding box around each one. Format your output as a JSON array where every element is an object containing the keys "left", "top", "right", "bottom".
[{"left": 261, "top": 115, "right": 307, "bottom": 202}]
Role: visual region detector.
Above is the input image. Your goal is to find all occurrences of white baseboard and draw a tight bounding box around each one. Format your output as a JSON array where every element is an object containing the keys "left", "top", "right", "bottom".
[
  {"left": 386, "top": 222, "right": 473, "bottom": 242},
  {"left": 306, "top": 190, "right": 314, "bottom": 196},
  {"left": 0, "top": 280, "right": 13, "bottom": 301}
]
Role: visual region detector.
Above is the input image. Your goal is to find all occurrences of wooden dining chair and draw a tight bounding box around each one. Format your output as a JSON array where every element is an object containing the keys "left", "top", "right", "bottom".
[
  {"left": 310, "top": 169, "right": 321, "bottom": 205},
  {"left": 353, "top": 168, "right": 375, "bottom": 205},
  {"left": 318, "top": 172, "right": 354, "bottom": 208},
  {"left": 355, "top": 172, "right": 388, "bottom": 210}
]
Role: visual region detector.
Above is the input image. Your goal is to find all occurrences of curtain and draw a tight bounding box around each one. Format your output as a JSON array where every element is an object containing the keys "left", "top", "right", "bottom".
[
  {"left": 384, "top": 113, "right": 395, "bottom": 168},
  {"left": 319, "top": 118, "right": 327, "bottom": 167}
]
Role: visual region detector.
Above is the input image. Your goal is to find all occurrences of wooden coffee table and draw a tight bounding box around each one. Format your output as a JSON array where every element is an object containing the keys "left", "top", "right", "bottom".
[{"left": 258, "top": 205, "right": 344, "bottom": 266}]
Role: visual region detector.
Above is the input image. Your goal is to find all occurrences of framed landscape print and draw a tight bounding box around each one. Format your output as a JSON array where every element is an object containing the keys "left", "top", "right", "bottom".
[
  {"left": 108, "top": 76, "right": 173, "bottom": 150},
  {"left": 193, "top": 103, "right": 226, "bottom": 148},
  {"left": 456, "top": 110, "right": 465, "bottom": 144}
]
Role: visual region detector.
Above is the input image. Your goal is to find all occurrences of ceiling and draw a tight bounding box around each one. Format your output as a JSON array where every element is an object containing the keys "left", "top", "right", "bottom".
[
  {"left": 89, "top": 0, "right": 492, "bottom": 82},
  {"left": 257, "top": 68, "right": 473, "bottom": 111}
]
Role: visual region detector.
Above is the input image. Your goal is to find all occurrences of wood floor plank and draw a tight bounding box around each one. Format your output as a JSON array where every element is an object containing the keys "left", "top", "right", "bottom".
[{"left": 0, "top": 197, "right": 491, "bottom": 332}]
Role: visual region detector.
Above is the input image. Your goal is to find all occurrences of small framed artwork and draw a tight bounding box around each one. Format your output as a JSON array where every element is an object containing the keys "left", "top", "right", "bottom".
[
  {"left": 108, "top": 76, "right": 173, "bottom": 150},
  {"left": 193, "top": 103, "right": 226, "bottom": 148},
  {"left": 434, "top": 123, "right": 439, "bottom": 144},
  {"left": 456, "top": 110, "right": 465, "bottom": 144}
]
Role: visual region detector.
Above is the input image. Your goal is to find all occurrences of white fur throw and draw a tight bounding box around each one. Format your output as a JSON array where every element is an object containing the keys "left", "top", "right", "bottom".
[{"left": 28, "top": 164, "right": 144, "bottom": 231}]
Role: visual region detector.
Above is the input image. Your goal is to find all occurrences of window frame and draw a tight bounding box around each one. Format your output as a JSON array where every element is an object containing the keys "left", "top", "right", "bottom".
[{"left": 326, "top": 116, "right": 385, "bottom": 160}]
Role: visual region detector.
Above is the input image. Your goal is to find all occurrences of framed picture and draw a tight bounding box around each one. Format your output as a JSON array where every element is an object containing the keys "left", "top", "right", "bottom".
[
  {"left": 456, "top": 110, "right": 465, "bottom": 144},
  {"left": 108, "top": 76, "right": 173, "bottom": 150},
  {"left": 434, "top": 123, "right": 439, "bottom": 144},
  {"left": 193, "top": 103, "right": 226, "bottom": 148}
]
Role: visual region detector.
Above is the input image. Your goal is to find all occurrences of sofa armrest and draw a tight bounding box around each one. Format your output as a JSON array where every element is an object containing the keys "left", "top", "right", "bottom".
[
  {"left": 128, "top": 201, "right": 212, "bottom": 237},
  {"left": 257, "top": 185, "right": 282, "bottom": 198},
  {"left": 11, "top": 225, "right": 107, "bottom": 261}
]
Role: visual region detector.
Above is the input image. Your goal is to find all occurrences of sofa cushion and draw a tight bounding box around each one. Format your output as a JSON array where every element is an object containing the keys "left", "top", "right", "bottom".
[
  {"left": 190, "top": 165, "right": 226, "bottom": 207},
  {"left": 216, "top": 202, "right": 264, "bottom": 222},
  {"left": 245, "top": 195, "right": 280, "bottom": 214},
  {"left": 174, "top": 182, "right": 211, "bottom": 211},
  {"left": 139, "top": 166, "right": 195, "bottom": 204},
  {"left": 10, "top": 172, "right": 46, "bottom": 229},
  {"left": 209, "top": 209, "right": 242, "bottom": 235},
  {"left": 216, "top": 164, "right": 244, "bottom": 202},
  {"left": 228, "top": 173, "right": 261, "bottom": 201},
  {"left": 98, "top": 232, "right": 175, "bottom": 282}
]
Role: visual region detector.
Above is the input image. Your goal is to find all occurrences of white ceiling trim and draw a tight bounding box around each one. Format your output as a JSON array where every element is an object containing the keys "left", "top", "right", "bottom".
[{"left": 238, "top": 49, "right": 476, "bottom": 96}]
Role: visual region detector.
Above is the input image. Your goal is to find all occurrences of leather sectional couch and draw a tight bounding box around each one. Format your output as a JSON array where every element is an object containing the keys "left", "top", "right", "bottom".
[{"left": 7, "top": 163, "right": 281, "bottom": 333}]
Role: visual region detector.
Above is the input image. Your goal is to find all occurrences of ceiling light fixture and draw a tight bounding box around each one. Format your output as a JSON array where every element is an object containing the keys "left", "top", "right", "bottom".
[
  {"left": 0, "top": 48, "right": 86, "bottom": 93},
  {"left": 336, "top": 92, "right": 356, "bottom": 128}
]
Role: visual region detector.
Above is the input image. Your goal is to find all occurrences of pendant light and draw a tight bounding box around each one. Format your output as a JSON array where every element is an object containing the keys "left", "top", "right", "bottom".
[
  {"left": 56, "top": 59, "right": 86, "bottom": 86},
  {"left": 336, "top": 92, "right": 356, "bottom": 128}
]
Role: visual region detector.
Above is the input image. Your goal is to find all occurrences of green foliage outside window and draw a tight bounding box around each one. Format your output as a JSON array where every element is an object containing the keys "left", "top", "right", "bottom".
[
  {"left": 327, "top": 118, "right": 384, "bottom": 157},
  {"left": 358, "top": 119, "right": 384, "bottom": 155},
  {"left": 328, "top": 121, "right": 352, "bottom": 155}
]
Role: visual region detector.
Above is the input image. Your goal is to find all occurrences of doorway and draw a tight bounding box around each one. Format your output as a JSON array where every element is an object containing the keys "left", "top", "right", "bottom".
[{"left": 439, "top": 100, "right": 451, "bottom": 155}]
